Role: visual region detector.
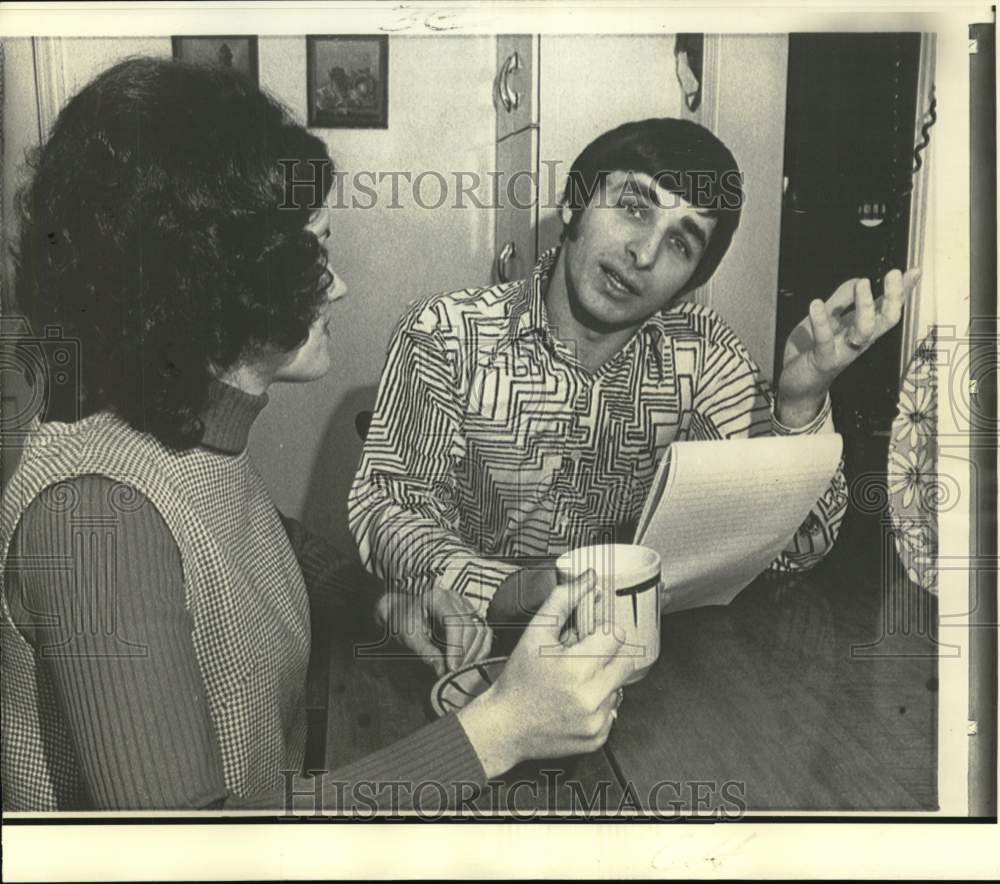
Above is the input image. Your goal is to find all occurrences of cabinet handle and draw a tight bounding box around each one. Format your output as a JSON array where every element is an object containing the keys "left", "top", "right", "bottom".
[
  {"left": 496, "top": 50, "right": 521, "bottom": 113},
  {"left": 496, "top": 241, "right": 516, "bottom": 283}
]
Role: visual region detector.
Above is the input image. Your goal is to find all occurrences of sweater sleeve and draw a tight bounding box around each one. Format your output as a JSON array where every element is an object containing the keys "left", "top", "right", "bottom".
[
  {"left": 11, "top": 476, "right": 486, "bottom": 811},
  {"left": 227, "top": 712, "right": 487, "bottom": 813},
  {"left": 11, "top": 475, "right": 229, "bottom": 809}
]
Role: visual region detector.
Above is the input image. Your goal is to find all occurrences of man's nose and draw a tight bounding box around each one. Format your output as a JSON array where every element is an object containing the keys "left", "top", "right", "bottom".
[{"left": 626, "top": 231, "right": 659, "bottom": 269}]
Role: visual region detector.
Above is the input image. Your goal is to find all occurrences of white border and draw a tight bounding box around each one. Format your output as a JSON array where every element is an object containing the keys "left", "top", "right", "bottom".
[{"left": 0, "top": 1, "right": 995, "bottom": 879}]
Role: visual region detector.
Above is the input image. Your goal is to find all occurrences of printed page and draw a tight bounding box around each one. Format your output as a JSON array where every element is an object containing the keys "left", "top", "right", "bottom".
[{"left": 635, "top": 434, "right": 844, "bottom": 613}]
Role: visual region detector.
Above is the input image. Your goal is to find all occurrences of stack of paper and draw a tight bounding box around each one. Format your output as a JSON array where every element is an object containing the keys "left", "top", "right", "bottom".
[{"left": 634, "top": 433, "right": 844, "bottom": 614}]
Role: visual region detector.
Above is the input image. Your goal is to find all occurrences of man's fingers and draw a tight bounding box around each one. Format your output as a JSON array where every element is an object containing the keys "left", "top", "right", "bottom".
[
  {"left": 407, "top": 628, "right": 447, "bottom": 677},
  {"left": 903, "top": 267, "right": 922, "bottom": 291},
  {"left": 851, "top": 278, "right": 876, "bottom": 346},
  {"left": 808, "top": 299, "right": 836, "bottom": 362},
  {"left": 460, "top": 618, "right": 494, "bottom": 668},
  {"left": 879, "top": 267, "right": 920, "bottom": 330},
  {"left": 822, "top": 278, "right": 861, "bottom": 315},
  {"left": 879, "top": 268, "right": 905, "bottom": 329},
  {"left": 443, "top": 617, "right": 478, "bottom": 671},
  {"left": 441, "top": 605, "right": 493, "bottom": 670}
]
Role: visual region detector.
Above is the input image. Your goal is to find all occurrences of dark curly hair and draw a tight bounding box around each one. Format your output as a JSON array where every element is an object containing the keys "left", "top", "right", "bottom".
[
  {"left": 562, "top": 118, "right": 744, "bottom": 296},
  {"left": 14, "top": 56, "right": 335, "bottom": 449}
]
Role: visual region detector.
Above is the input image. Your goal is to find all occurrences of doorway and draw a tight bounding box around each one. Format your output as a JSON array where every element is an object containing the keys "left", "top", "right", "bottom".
[{"left": 775, "top": 33, "right": 924, "bottom": 541}]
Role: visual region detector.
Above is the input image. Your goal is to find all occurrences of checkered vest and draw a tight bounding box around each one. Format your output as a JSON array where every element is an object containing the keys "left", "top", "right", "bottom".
[{"left": 0, "top": 412, "right": 310, "bottom": 809}]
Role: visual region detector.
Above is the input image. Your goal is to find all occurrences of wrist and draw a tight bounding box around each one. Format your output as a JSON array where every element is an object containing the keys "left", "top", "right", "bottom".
[
  {"left": 776, "top": 392, "right": 825, "bottom": 429},
  {"left": 456, "top": 687, "right": 522, "bottom": 778}
]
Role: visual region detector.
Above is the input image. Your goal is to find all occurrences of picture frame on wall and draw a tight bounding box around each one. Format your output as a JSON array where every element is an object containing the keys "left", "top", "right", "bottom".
[
  {"left": 307, "top": 35, "right": 389, "bottom": 129},
  {"left": 171, "top": 36, "right": 259, "bottom": 84}
]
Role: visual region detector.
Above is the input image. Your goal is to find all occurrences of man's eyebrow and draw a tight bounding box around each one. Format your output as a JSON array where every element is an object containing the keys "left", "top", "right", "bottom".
[
  {"left": 617, "top": 178, "right": 661, "bottom": 205},
  {"left": 677, "top": 215, "right": 710, "bottom": 253},
  {"left": 616, "top": 176, "right": 712, "bottom": 252}
]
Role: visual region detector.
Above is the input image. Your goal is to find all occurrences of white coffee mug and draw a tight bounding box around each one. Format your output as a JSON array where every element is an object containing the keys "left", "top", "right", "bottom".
[{"left": 555, "top": 543, "right": 662, "bottom": 684}]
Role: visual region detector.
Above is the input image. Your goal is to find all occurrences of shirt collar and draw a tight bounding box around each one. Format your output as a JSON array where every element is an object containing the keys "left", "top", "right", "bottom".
[
  {"left": 507, "top": 247, "right": 560, "bottom": 344},
  {"left": 506, "top": 246, "right": 667, "bottom": 378}
]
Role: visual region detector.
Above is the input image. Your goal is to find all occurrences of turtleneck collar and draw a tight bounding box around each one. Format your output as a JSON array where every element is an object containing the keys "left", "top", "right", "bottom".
[{"left": 199, "top": 380, "right": 269, "bottom": 454}]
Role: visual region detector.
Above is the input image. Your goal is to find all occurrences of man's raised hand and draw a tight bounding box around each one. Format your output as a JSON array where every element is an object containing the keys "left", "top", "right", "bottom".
[{"left": 777, "top": 267, "right": 921, "bottom": 427}]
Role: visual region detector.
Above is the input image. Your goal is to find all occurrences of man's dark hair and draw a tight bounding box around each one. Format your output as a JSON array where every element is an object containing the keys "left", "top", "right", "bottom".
[
  {"left": 561, "top": 117, "right": 744, "bottom": 294},
  {"left": 14, "top": 56, "right": 334, "bottom": 449}
]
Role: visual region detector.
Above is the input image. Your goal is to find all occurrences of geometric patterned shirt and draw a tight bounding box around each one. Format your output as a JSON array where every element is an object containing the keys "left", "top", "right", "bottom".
[{"left": 349, "top": 248, "right": 848, "bottom": 615}]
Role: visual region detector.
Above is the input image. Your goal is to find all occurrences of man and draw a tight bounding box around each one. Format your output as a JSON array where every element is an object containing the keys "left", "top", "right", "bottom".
[{"left": 348, "top": 118, "right": 920, "bottom": 675}]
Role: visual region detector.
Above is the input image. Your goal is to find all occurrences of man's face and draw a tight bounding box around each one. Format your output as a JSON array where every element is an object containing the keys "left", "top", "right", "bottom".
[{"left": 559, "top": 171, "right": 717, "bottom": 331}]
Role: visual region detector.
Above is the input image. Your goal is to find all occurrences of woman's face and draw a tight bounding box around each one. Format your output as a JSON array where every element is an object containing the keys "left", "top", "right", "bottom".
[{"left": 273, "top": 208, "right": 347, "bottom": 383}]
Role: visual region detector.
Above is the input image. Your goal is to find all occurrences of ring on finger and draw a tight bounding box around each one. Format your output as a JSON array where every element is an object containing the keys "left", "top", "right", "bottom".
[{"left": 846, "top": 338, "right": 865, "bottom": 351}]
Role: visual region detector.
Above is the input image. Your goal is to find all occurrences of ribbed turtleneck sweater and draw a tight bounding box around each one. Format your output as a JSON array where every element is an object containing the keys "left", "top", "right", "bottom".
[{"left": 5, "top": 382, "right": 485, "bottom": 810}]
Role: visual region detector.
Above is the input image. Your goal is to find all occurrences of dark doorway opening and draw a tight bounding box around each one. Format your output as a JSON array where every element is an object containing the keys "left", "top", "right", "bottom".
[{"left": 775, "top": 33, "right": 924, "bottom": 563}]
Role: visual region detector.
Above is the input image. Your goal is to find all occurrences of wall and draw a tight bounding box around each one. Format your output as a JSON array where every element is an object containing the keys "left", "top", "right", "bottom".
[
  {"left": 1, "top": 40, "right": 39, "bottom": 487},
  {"left": 536, "top": 35, "right": 682, "bottom": 252},
  {"left": 690, "top": 34, "right": 789, "bottom": 380},
  {"left": 2, "top": 39, "right": 40, "bottom": 298},
  {"left": 250, "top": 36, "right": 497, "bottom": 552},
  {"left": 0, "top": 36, "right": 496, "bottom": 553},
  {"left": 533, "top": 34, "right": 787, "bottom": 380}
]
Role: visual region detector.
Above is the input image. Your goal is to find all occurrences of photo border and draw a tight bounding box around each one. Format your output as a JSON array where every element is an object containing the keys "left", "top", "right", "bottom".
[{"left": 0, "top": 1, "right": 996, "bottom": 880}]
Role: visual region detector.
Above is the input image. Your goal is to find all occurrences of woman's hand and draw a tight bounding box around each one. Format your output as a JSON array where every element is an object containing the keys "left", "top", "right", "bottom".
[
  {"left": 375, "top": 589, "right": 493, "bottom": 678},
  {"left": 778, "top": 268, "right": 921, "bottom": 427},
  {"left": 457, "top": 570, "right": 633, "bottom": 778}
]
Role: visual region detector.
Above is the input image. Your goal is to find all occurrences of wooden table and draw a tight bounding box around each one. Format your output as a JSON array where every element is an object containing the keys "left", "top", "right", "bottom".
[{"left": 316, "top": 522, "right": 937, "bottom": 814}]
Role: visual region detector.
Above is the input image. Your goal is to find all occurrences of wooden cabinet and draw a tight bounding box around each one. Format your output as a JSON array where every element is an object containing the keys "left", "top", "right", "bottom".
[{"left": 493, "top": 36, "right": 539, "bottom": 284}]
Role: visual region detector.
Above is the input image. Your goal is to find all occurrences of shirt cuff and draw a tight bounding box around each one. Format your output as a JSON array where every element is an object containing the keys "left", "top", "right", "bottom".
[
  {"left": 438, "top": 557, "right": 521, "bottom": 615},
  {"left": 771, "top": 393, "right": 834, "bottom": 436}
]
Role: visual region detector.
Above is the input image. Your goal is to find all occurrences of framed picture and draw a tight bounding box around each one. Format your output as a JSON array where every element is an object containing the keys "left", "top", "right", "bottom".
[
  {"left": 307, "top": 35, "right": 388, "bottom": 129},
  {"left": 171, "top": 36, "right": 259, "bottom": 84}
]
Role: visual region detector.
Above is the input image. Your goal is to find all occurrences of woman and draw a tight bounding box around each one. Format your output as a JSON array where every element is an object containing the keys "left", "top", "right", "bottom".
[{"left": 1, "top": 57, "right": 629, "bottom": 811}]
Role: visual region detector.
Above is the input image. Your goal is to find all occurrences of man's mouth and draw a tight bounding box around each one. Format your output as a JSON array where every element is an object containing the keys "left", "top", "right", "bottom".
[{"left": 600, "top": 264, "right": 639, "bottom": 297}]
